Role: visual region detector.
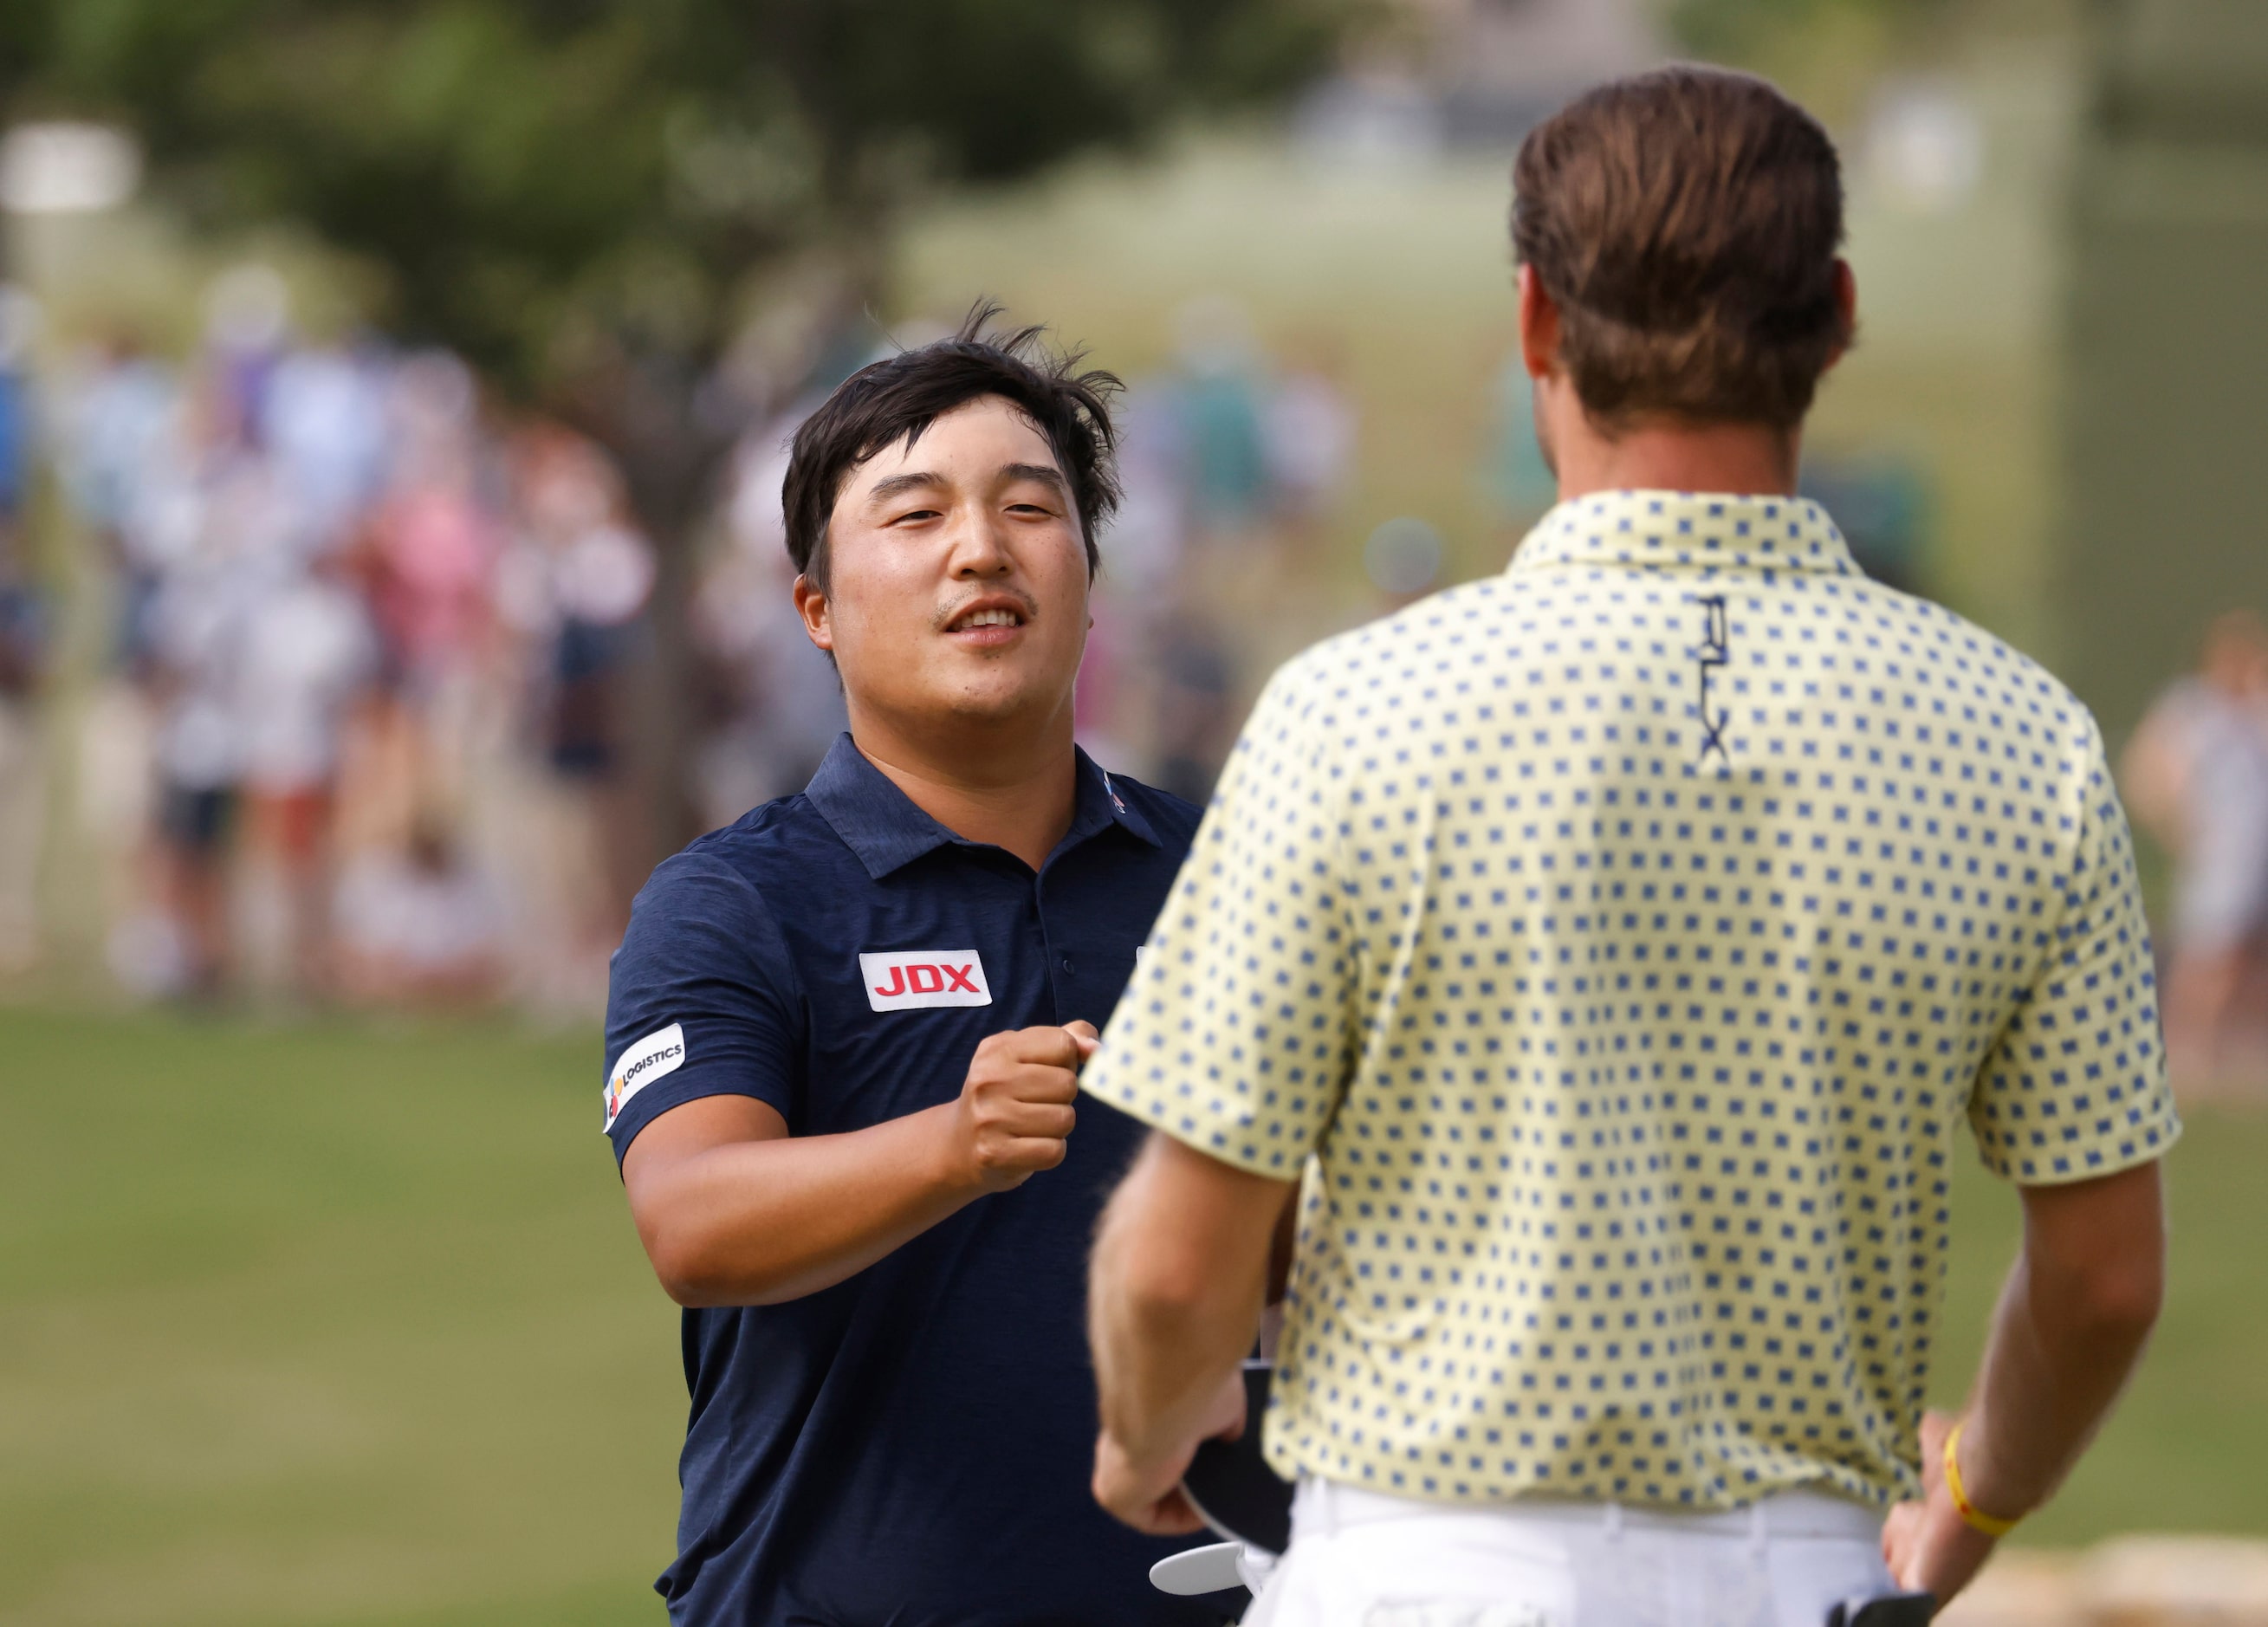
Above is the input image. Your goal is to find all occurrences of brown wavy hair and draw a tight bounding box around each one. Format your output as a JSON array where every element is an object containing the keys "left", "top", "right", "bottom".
[{"left": 1513, "top": 65, "right": 1851, "bottom": 431}]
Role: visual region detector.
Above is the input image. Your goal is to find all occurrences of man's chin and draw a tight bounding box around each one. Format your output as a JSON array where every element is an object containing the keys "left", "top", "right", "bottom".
[
  {"left": 939, "top": 688, "right": 1058, "bottom": 728},
  {"left": 848, "top": 650, "right": 1077, "bottom": 736},
  {"left": 929, "top": 668, "right": 1074, "bottom": 729}
]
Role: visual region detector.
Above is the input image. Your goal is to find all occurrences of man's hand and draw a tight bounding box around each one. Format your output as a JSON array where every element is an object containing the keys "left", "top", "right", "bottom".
[
  {"left": 946, "top": 1021, "right": 1097, "bottom": 1192},
  {"left": 1882, "top": 1410, "right": 2001, "bottom": 1605},
  {"left": 1092, "top": 1367, "right": 1247, "bottom": 1535}
]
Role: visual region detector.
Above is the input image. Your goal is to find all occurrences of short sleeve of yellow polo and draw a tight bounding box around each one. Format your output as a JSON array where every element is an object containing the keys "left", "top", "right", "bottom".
[
  {"left": 1082, "top": 663, "right": 1355, "bottom": 1175},
  {"left": 1968, "top": 729, "right": 2181, "bottom": 1183}
]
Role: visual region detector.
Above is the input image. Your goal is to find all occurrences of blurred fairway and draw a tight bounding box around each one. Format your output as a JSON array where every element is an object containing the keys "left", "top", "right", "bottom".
[
  {"left": 0, "top": 1009, "right": 680, "bottom": 1627},
  {"left": 1, "top": 1009, "right": 2261, "bottom": 1626}
]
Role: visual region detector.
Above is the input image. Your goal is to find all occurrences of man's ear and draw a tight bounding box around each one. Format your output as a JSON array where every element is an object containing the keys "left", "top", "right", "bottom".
[
  {"left": 1517, "top": 263, "right": 1563, "bottom": 382},
  {"left": 1823, "top": 258, "right": 1858, "bottom": 373},
  {"left": 792, "top": 573, "right": 833, "bottom": 653}
]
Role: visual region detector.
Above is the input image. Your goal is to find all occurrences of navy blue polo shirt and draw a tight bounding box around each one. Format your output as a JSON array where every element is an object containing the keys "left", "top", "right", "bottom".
[{"left": 604, "top": 735, "right": 1228, "bottom": 1626}]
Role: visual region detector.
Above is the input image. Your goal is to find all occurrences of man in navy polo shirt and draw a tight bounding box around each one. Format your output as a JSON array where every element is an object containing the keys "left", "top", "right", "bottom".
[{"left": 601, "top": 310, "right": 1226, "bottom": 1624}]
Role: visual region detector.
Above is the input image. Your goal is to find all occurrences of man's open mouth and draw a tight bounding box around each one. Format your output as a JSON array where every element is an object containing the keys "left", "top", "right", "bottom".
[{"left": 943, "top": 599, "right": 1031, "bottom": 632}]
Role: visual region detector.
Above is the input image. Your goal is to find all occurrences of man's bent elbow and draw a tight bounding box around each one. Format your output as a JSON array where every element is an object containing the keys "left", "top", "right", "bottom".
[
  {"left": 2025, "top": 1160, "right": 2168, "bottom": 1345},
  {"left": 1094, "top": 1186, "right": 1221, "bottom": 1322},
  {"left": 643, "top": 1226, "right": 750, "bottom": 1309},
  {"left": 2036, "top": 1238, "right": 2166, "bottom": 1347},
  {"left": 2074, "top": 1254, "right": 2165, "bottom": 1339},
  {"left": 649, "top": 1243, "right": 716, "bottom": 1308},
  {"left": 1114, "top": 1250, "right": 1217, "bottom": 1324}
]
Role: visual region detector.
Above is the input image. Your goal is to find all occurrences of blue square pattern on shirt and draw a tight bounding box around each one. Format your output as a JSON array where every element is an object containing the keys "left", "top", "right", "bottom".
[
  {"left": 1082, "top": 490, "right": 2181, "bottom": 1517},
  {"left": 603, "top": 736, "right": 1223, "bottom": 1627}
]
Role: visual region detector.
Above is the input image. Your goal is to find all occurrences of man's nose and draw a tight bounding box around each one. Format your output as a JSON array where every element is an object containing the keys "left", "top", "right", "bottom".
[{"left": 947, "top": 509, "right": 1014, "bottom": 576}]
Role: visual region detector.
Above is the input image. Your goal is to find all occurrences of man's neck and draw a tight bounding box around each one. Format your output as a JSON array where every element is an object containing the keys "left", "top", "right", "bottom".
[
  {"left": 849, "top": 712, "right": 1080, "bottom": 874},
  {"left": 1554, "top": 418, "right": 1801, "bottom": 502}
]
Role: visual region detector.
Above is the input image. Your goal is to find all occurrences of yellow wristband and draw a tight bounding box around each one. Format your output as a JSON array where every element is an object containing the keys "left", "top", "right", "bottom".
[{"left": 1943, "top": 1422, "right": 2021, "bottom": 1538}]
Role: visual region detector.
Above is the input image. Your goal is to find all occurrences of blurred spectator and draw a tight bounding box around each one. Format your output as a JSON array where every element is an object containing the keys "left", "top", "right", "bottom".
[
  {"left": 1801, "top": 453, "right": 1929, "bottom": 594},
  {"left": 0, "top": 290, "right": 49, "bottom": 974},
  {"left": 262, "top": 340, "right": 389, "bottom": 549},
  {"left": 694, "top": 419, "right": 847, "bottom": 829},
  {"left": 0, "top": 562, "right": 46, "bottom": 976},
  {"left": 1262, "top": 334, "right": 1357, "bottom": 535},
  {"left": 135, "top": 379, "right": 296, "bottom": 996},
  {"left": 202, "top": 263, "right": 290, "bottom": 442},
  {"left": 1077, "top": 311, "right": 1359, "bottom": 797},
  {"left": 56, "top": 331, "right": 181, "bottom": 676},
  {"left": 1170, "top": 295, "right": 1273, "bottom": 538},
  {"left": 1150, "top": 611, "right": 1236, "bottom": 806},
  {"left": 332, "top": 814, "right": 505, "bottom": 1009},
  {"left": 365, "top": 355, "right": 495, "bottom": 697},
  {"left": 2123, "top": 609, "right": 2268, "bottom": 1083},
  {"left": 1102, "top": 380, "right": 1193, "bottom": 600},
  {"left": 495, "top": 425, "right": 655, "bottom": 1002},
  {"left": 0, "top": 288, "right": 36, "bottom": 522},
  {"left": 1481, "top": 348, "right": 1559, "bottom": 526},
  {"left": 237, "top": 553, "right": 379, "bottom": 1000}
]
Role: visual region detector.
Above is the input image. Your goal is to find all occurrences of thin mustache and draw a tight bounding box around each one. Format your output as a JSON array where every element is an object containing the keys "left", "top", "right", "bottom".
[{"left": 934, "top": 591, "right": 1040, "bottom": 632}]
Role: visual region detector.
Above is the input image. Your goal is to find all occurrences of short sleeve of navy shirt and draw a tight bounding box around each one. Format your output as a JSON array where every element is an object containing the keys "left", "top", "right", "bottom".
[{"left": 603, "top": 736, "right": 1228, "bottom": 1626}]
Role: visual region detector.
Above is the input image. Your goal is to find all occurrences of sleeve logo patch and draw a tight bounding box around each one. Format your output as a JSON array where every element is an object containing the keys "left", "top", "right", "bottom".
[
  {"left": 859, "top": 950, "right": 992, "bottom": 1012},
  {"left": 604, "top": 1022, "right": 685, "bottom": 1132}
]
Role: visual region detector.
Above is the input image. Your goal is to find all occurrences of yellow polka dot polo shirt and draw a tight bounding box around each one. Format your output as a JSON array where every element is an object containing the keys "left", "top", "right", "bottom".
[{"left": 1082, "top": 489, "right": 2179, "bottom": 1512}]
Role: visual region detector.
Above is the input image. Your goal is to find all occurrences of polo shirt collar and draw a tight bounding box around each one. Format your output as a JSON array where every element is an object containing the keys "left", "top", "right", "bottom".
[
  {"left": 805, "top": 732, "right": 1159, "bottom": 881},
  {"left": 1508, "top": 489, "right": 1859, "bottom": 578}
]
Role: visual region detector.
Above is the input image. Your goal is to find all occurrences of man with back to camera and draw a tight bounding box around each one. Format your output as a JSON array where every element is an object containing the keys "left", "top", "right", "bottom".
[
  {"left": 601, "top": 310, "right": 1230, "bottom": 1624},
  {"left": 1080, "top": 66, "right": 2179, "bottom": 1625}
]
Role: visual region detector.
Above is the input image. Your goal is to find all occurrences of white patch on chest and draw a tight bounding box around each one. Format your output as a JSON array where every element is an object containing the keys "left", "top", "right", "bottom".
[{"left": 859, "top": 950, "right": 993, "bottom": 1012}]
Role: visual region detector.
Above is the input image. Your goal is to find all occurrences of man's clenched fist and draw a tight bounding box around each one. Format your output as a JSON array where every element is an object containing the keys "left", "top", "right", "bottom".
[{"left": 947, "top": 1021, "right": 1098, "bottom": 1192}]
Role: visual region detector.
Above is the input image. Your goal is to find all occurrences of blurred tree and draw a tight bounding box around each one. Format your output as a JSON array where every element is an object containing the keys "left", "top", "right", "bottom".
[{"left": 0, "top": 0, "right": 1353, "bottom": 841}]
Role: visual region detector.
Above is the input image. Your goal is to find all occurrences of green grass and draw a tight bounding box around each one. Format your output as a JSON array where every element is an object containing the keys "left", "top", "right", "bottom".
[
  {"left": 0, "top": 1009, "right": 681, "bottom": 1627},
  {"left": 1, "top": 1011, "right": 2258, "bottom": 1626}
]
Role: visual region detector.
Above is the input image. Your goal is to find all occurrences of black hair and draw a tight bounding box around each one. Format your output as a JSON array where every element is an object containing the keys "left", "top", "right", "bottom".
[{"left": 781, "top": 302, "right": 1124, "bottom": 592}]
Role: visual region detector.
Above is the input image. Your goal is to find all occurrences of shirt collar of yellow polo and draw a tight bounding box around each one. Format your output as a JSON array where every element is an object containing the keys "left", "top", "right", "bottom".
[{"left": 1508, "top": 489, "right": 1863, "bottom": 580}]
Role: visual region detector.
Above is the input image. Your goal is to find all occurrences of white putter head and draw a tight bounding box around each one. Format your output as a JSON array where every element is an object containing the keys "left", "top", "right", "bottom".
[{"left": 1149, "top": 1539, "right": 1275, "bottom": 1596}]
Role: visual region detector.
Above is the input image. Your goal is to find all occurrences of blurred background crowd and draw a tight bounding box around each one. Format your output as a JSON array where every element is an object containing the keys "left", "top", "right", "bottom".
[
  {"left": 15, "top": 297, "right": 659, "bottom": 1015},
  {"left": 0, "top": 272, "right": 1387, "bottom": 1018},
  {"left": 6, "top": 3, "right": 2268, "bottom": 1625},
  {"left": 0, "top": 0, "right": 2248, "bottom": 1073},
  {"left": 0, "top": 0, "right": 2255, "bottom": 1091}
]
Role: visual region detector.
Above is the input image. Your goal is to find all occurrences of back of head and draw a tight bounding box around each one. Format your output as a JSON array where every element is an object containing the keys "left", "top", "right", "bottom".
[{"left": 1513, "top": 65, "right": 1849, "bottom": 431}]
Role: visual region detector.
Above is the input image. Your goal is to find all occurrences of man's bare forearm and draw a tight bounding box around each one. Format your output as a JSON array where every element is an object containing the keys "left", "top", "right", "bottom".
[
  {"left": 1090, "top": 1241, "right": 1259, "bottom": 1466},
  {"left": 632, "top": 1104, "right": 980, "bottom": 1306},
  {"left": 1089, "top": 1136, "right": 1281, "bottom": 1464},
  {"left": 1958, "top": 1162, "right": 2167, "bottom": 1514}
]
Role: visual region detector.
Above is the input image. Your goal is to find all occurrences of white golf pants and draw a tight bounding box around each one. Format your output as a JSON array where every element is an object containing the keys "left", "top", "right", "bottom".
[{"left": 1241, "top": 1477, "right": 1895, "bottom": 1627}]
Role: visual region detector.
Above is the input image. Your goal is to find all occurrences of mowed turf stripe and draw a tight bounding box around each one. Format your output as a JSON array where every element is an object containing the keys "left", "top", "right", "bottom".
[{"left": 0, "top": 1009, "right": 679, "bottom": 1627}]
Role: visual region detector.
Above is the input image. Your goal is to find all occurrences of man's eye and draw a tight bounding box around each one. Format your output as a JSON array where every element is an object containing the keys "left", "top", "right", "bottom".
[{"left": 891, "top": 508, "right": 943, "bottom": 524}]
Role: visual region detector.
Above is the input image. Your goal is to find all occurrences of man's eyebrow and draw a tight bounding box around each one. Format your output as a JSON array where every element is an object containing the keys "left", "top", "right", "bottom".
[
  {"left": 861, "top": 462, "right": 1066, "bottom": 506},
  {"left": 862, "top": 470, "right": 945, "bottom": 505},
  {"left": 1000, "top": 462, "right": 1068, "bottom": 493}
]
